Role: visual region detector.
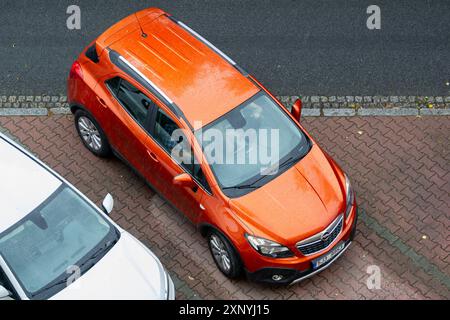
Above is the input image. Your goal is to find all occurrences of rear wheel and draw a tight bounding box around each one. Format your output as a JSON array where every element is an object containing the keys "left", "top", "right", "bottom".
[
  {"left": 207, "top": 229, "right": 242, "bottom": 278},
  {"left": 74, "top": 109, "right": 111, "bottom": 157}
]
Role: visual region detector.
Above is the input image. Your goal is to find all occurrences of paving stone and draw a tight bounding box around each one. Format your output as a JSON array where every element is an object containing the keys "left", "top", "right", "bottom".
[
  {"left": 311, "top": 96, "right": 320, "bottom": 103},
  {"left": 0, "top": 108, "right": 48, "bottom": 116},
  {"left": 419, "top": 108, "right": 450, "bottom": 116},
  {"left": 301, "top": 108, "right": 320, "bottom": 116},
  {"left": 49, "top": 107, "right": 71, "bottom": 115},
  {"left": 390, "top": 96, "right": 399, "bottom": 103},
  {"left": 358, "top": 108, "right": 418, "bottom": 116},
  {"left": 1, "top": 115, "right": 448, "bottom": 299},
  {"left": 323, "top": 108, "right": 355, "bottom": 116}
]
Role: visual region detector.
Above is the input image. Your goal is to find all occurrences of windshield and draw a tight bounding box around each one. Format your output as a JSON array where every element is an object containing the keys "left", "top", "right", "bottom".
[
  {"left": 195, "top": 92, "right": 311, "bottom": 197},
  {"left": 0, "top": 186, "right": 118, "bottom": 299}
]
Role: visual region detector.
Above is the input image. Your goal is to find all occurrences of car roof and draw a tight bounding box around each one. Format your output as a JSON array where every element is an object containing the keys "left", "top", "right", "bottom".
[
  {"left": 97, "top": 8, "right": 259, "bottom": 128},
  {"left": 0, "top": 134, "right": 61, "bottom": 233}
]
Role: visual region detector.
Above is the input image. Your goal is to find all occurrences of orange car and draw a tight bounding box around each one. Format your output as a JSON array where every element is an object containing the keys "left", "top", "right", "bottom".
[{"left": 67, "top": 8, "right": 358, "bottom": 284}]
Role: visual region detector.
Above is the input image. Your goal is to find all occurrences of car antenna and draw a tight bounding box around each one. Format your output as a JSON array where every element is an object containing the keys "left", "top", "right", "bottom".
[{"left": 135, "top": 13, "right": 147, "bottom": 38}]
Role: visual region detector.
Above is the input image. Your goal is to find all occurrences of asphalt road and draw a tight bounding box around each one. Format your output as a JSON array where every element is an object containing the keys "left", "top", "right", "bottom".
[{"left": 0, "top": 0, "right": 449, "bottom": 96}]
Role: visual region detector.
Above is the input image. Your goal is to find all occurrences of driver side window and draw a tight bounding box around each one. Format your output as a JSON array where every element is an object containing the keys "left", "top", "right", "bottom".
[{"left": 152, "top": 108, "right": 211, "bottom": 193}]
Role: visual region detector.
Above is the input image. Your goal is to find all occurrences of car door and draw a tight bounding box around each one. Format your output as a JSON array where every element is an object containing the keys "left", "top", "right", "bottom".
[
  {"left": 147, "top": 107, "right": 211, "bottom": 223},
  {"left": 97, "top": 75, "right": 161, "bottom": 186}
]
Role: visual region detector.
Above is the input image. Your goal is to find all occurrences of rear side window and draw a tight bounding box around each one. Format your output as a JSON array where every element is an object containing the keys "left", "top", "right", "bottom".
[{"left": 106, "top": 77, "right": 156, "bottom": 127}]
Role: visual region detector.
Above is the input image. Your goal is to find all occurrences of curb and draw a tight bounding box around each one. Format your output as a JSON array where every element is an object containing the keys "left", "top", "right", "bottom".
[{"left": 1, "top": 95, "right": 449, "bottom": 117}]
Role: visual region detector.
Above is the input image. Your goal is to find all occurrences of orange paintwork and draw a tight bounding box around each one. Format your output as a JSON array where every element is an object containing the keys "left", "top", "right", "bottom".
[{"left": 67, "top": 8, "right": 357, "bottom": 281}]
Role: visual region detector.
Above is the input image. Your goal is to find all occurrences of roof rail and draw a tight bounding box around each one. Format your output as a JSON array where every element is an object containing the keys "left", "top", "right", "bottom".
[
  {"left": 167, "top": 15, "right": 249, "bottom": 77},
  {"left": 108, "top": 49, "right": 192, "bottom": 129}
]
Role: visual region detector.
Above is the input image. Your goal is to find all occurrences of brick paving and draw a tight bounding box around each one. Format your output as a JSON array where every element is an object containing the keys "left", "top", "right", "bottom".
[{"left": 0, "top": 115, "right": 448, "bottom": 300}]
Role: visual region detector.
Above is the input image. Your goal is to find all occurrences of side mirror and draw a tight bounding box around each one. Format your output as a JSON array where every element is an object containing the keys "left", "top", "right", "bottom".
[
  {"left": 102, "top": 193, "right": 114, "bottom": 215},
  {"left": 291, "top": 98, "right": 302, "bottom": 122},
  {"left": 0, "top": 285, "right": 11, "bottom": 300},
  {"left": 173, "top": 173, "right": 195, "bottom": 189}
]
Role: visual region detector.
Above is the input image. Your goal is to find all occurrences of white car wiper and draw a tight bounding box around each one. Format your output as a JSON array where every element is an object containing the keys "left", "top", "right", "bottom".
[
  {"left": 32, "top": 238, "right": 118, "bottom": 298},
  {"left": 79, "top": 238, "right": 118, "bottom": 270}
]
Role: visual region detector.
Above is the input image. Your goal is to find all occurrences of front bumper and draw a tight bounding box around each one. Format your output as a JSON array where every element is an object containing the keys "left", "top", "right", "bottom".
[{"left": 246, "top": 207, "right": 358, "bottom": 285}]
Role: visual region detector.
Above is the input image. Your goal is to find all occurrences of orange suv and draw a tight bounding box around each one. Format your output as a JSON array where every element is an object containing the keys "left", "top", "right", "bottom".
[{"left": 67, "top": 8, "right": 358, "bottom": 284}]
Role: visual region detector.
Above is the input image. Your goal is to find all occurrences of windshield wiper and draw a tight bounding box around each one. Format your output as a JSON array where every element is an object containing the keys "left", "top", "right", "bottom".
[
  {"left": 32, "top": 276, "right": 70, "bottom": 298},
  {"left": 278, "top": 155, "right": 300, "bottom": 170},
  {"left": 222, "top": 144, "right": 310, "bottom": 192},
  {"left": 277, "top": 142, "right": 311, "bottom": 171},
  {"left": 222, "top": 171, "right": 270, "bottom": 190},
  {"left": 79, "top": 238, "right": 118, "bottom": 270},
  {"left": 222, "top": 184, "right": 260, "bottom": 190},
  {"left": 32, "top": 238, "right": 118, "bottom": 298}
]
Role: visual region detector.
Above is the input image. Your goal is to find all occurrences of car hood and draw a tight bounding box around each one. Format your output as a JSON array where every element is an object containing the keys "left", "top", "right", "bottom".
[
  {"left": 51, "top": 232, "right": 167, "bottom": 300},
  {"left": 229, "top": 145, "right": 345, "bottom": 244}
]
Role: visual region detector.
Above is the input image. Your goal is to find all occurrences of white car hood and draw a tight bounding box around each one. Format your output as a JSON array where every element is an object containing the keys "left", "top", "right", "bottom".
[{"left": 51, "top": 232, "right": 167, "bottom": 300}]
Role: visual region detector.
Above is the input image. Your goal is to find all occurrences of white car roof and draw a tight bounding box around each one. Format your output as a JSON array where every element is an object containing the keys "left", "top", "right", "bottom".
[{"left": 0, "top": 134, "right": 62, "bottom": 233}]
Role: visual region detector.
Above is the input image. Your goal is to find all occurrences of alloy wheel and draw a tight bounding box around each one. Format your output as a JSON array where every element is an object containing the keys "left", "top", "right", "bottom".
[
  {"left": 210, "top": 234, "right": 232, "bottom": 273},
  {"left": 77, "top": 116, "right": 102, "bottom": 151}
]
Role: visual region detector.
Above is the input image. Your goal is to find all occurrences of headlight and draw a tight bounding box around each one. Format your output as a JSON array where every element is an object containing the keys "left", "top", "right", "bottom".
[
  {"left": 245, "top": 234, "right": 294, "bottom": 258},
  {"left": 344, "top": 174, "right": 354, "bottom": 221}
]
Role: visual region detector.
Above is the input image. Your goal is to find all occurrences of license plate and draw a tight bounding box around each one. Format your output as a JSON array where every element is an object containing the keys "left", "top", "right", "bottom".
[{"left": 312, "top": 242, "right": 345, "bottom": 269}]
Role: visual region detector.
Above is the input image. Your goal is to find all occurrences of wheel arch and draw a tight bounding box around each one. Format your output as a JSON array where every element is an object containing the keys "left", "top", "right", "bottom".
[
  {"left": 69, "top": 102, "right": 87, "bottom": 114},
  {"left": 198, "top": 223, "right": 245, "bottom": 267}
]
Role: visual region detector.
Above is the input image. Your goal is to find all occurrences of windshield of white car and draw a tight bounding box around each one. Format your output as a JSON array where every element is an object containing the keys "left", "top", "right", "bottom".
[
  {"left": 195, "top": 92, "right": 311, "bottom": 198},
  {"left": 0, "top": 185, "right": 119, "bottom": 299}
]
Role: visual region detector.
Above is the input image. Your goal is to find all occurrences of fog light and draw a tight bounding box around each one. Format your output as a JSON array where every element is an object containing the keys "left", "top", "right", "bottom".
[{"left": 272, "top": 275, "right": 283, "bottom": 281}]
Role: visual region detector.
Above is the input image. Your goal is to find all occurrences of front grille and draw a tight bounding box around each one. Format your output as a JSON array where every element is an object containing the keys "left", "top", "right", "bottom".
[{"left": 296, "top": 215, "right": 343, "bottom": 256}]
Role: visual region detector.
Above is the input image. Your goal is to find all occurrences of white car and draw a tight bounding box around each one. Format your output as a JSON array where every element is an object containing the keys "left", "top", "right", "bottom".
[{"left": 0, "top": 132, "right": 175, "bottom": 300}]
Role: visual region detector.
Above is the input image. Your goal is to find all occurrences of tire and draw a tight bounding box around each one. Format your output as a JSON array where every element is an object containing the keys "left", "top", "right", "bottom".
[
  {"left": 74, "top": 109, "right": 111, "bottom": 157},
  {"left": 207, "top": 229, "right": 242, "bottom": 278}
]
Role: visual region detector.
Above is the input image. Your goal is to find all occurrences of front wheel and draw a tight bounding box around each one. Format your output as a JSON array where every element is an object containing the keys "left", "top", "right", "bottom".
[
  {"left": 207, "top": 229, "right": 242, "bottom": 278},
  {"left": 74, "top": 109, "right": 111, "bottom": 157}
]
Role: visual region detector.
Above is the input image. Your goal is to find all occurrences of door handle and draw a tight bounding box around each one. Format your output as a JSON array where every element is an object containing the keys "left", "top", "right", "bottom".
[
  {"left": 147, "top": 150, "right": 159, "bottom": 162},
  {"left": 96, "top": 96, "right": 107, "bottom": 108}
]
